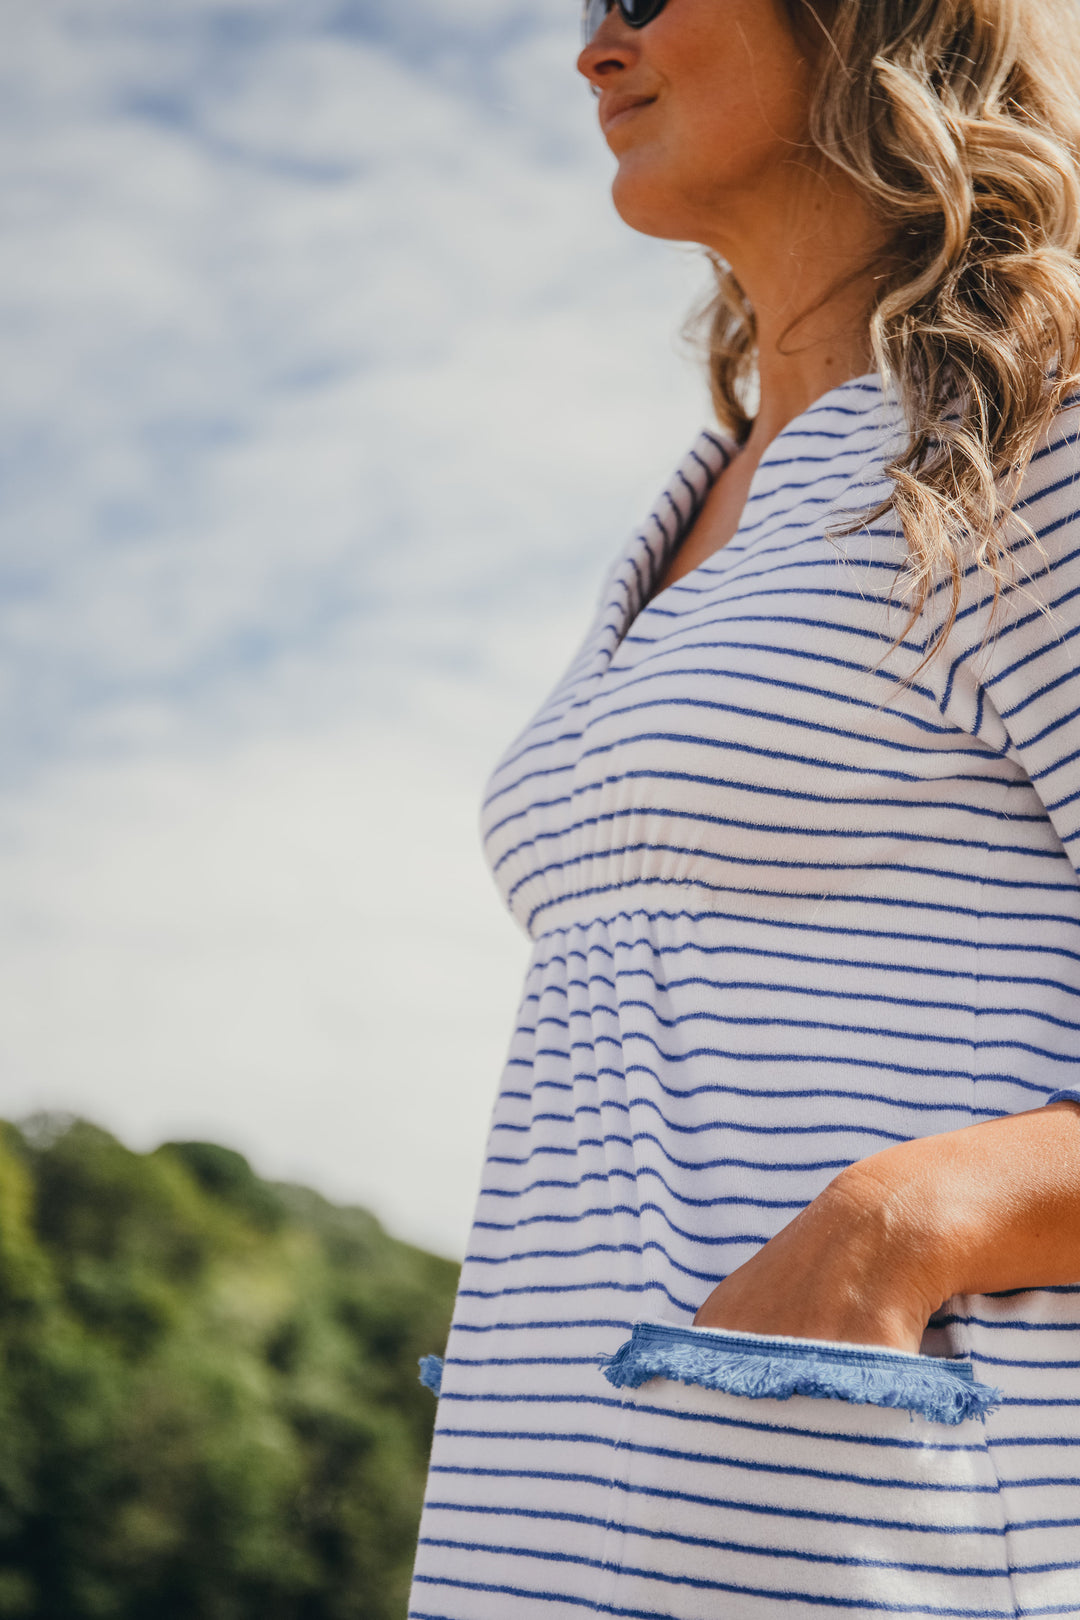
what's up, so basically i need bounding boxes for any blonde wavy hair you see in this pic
[702,0,1080,652]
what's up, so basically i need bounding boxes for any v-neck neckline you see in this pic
[607,370,886,659]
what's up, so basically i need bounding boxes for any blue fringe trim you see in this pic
[418,1354,443,1396]
[601,1322,1001,1426]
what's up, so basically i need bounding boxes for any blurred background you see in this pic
[0,0,712,1260]
[0,0,712,1612]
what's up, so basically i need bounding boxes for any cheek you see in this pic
[608,85,801,239]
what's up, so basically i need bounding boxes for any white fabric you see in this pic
[409,374,1080,1619]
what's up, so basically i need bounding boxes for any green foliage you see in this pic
[0,1116,457,1619]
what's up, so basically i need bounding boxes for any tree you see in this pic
[0,1116,456,1619]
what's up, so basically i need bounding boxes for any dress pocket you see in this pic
[594,1321,1015,1619]
[602,1319,1000,1424]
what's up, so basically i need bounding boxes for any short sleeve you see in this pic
[938,403,1080,1105]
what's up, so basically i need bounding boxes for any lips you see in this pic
[600,94,657,136]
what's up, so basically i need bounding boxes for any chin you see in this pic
[611,165,693,242]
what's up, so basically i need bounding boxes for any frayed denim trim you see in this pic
[418,1355,443,1396]
[601,1321,1001,1426]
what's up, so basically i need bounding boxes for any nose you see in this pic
[577,6,638,88]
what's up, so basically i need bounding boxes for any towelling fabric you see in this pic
[409,373,1080,1619]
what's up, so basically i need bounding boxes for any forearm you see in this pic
[837,1098,1080,1307]
[693,1097,1080,1349]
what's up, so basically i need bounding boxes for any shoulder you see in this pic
[928,397,1080,702]
[1000,393,1080,622]
[941,395,1080,697]
[1016,392,1080,531]
[957,393,1080,621]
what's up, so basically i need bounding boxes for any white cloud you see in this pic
[0,0,711,1251]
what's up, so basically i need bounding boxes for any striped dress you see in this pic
[409,373,1080,1619]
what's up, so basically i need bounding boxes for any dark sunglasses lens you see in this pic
[581,0,666,42]
[624,0,667,22]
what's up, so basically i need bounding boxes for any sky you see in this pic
[0,0,713,1256]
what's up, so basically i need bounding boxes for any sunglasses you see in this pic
[581,0,669,46]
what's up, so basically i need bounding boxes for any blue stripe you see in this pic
[507,841,1073,908]
[433,1426,1000,1493]
[412,1564,1023,1617]
[492,802,1061,874]
[426,1461,1080,1538]
[485,759,1040,828]
[421,1509,1075,1580]
[526,870,1080,932]
[435,1388,987,1454]
[530,901,1080,966]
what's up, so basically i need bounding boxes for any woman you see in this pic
[410,2,1080,1614]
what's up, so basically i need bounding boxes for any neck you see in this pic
[705,160,882,460]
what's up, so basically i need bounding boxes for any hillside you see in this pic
[0,1115,458,1619]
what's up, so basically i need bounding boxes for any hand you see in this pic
[692,1167,942,1352]
[693,1101,1080,1352]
